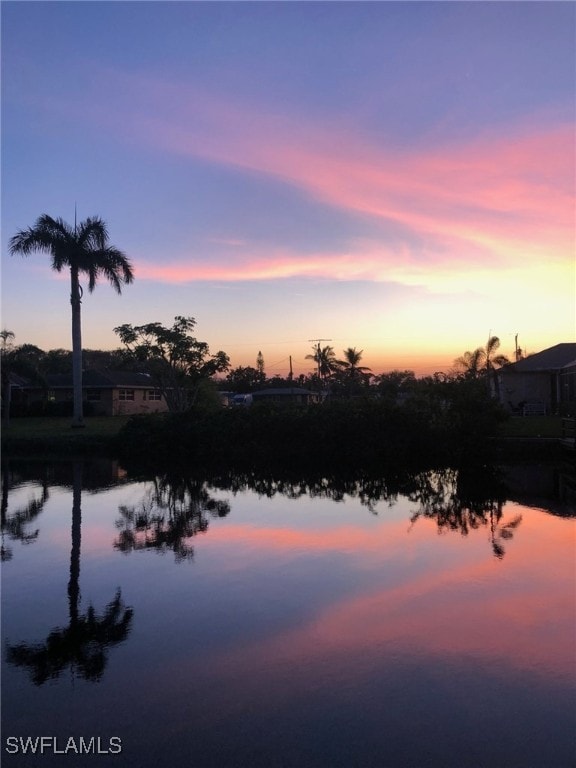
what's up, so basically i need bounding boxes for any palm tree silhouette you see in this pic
[1,461,48,562]
[455,336,509,380]
[454,335,510,398]
[9,215,134,427]
[6,462,133,684]
[305,345,339,381]
[335,347,372,396]
[337,347,371,376]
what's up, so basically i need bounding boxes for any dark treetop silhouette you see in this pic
[9,215,134,427]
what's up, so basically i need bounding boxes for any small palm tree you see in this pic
[337,347,372,378]
[9,215,134,426]
[0,329,15,349]
[454,336,509,398]
[455,336,509,379]
[306,345,339,381]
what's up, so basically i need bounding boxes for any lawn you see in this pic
[2,416,130,438]
[498,415,564,438]
[1,416,130,453]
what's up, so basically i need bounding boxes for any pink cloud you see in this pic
[38,70,574,282]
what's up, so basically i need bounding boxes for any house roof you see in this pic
[503,343,576,373]
[7,372,32,388]
[45,370,156,389]
[252,387,316,397]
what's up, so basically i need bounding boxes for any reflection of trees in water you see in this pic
[208,470,403,513]
[115,464,523,559]
[1,462,49,562]
[209,466,521,558]
[115,473,230,562]
[6,462,133,685]
[405,467,522,559]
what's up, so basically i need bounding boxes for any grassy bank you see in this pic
[2,411,570,465]
[498,416,563,438]
[1,416,129,455]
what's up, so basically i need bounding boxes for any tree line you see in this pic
[4,211,512,422]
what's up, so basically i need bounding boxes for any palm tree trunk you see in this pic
[1,372,11,428]
[68,462,82,626]
[70,266,84,427]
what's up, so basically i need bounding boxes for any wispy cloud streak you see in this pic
[36,70,575,283]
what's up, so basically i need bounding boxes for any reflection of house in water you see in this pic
[501,463,576,516]
[4,457,129,491]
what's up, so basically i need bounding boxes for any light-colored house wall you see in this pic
[111,390,168,416]
[34,386,168,416]
[500,371,551,411]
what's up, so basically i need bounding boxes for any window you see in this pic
[86,389,101,402]
[147,390,162,401]
[118,389,135,401]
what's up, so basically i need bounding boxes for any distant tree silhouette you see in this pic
[1,336,47,426]
[256,350,266,384]
[226,365,263,393]
[115,316,229,411]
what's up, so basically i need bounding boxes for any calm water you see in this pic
[2,459,575,768]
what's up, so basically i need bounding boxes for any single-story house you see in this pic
[20,370,169,416]
[499,343,576,415]
[251,387,320,405]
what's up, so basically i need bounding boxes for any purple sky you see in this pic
[2,1,574,376]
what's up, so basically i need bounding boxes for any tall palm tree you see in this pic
[9,215,134,427]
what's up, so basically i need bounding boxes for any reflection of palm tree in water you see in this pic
[6,462,133,685]
[407,468,522,559]
[115,473,230,562]
[1,462,48,562]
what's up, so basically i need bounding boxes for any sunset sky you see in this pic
[2,1,574,377]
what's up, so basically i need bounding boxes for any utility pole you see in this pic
[308,338,332,379]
